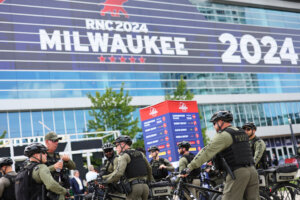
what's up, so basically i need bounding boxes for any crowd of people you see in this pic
[0,110,290,200]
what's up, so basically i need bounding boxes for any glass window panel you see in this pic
[283,103,293,124]
[294,102,300,124]
[269,103,278,126]
[275,103,284,125]
[0,113,8,138]
[263,103,273,126]
[251,104,260,126]
[32,111,44,137]
[21,112,32,137]
[244,104,253,122]
[43,111,55,133]
[257,104,267,126]
[75,110,86,133]
[54,111,65,134]
[65,110,75,134]
[85,109,95,132]
[233,104,242,127]
[199,105,207,129]
[8,112,20,138]
[238,104,247,124]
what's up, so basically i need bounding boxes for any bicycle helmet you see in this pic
[210,111,233,123]
[103,143,114,150]
[177,141,191,149]
[148,146,159,152]
[113,135,132,146]
[24,143,48,157]
[242,122,257,130]
[0,158,13,168]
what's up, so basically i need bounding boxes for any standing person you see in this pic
[177,141,201,200]
[103,135,154,200]
[0,158,17,200]
[148,146,174,182]
[242,122,268,169]
[70,170,85,200]
[272,153,279,166]
[85,165,98,183]
[44,131,76,189]
[183,111,259,200]
[100,142,125,200]
[15,143,67,200]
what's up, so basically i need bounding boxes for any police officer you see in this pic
[45,132,76,189]
[103,135,154,200]
[178,141,201,200]
[20,143,67,200]
[242,122,268,169]
[0,158,17,200]
[100,143,125,200]
[148,146,174,182]
[183,111,259,200]
[100,143,118,177]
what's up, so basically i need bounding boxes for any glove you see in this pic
[181,168,191,175]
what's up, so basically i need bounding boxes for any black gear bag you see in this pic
[15,162,41,200]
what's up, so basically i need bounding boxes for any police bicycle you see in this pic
[263,164,300,200]
[166,172,222,200]
[86,178,126,200]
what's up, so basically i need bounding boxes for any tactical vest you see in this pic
[124,150,148,179]
[2,174,16,200]
[182,153,201,178]
[104,154,117,174]
[46,152,60,166]
[45,152,70,189]
[218,127,254,171]
[251,136,268,169]
[150,158,168,181]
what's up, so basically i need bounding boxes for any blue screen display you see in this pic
[0,0,299,73]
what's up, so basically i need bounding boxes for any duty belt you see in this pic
[130,179,146,185]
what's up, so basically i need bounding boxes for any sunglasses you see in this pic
[244,128,252,131]
[50,139,59,143]
[104,149,113,153]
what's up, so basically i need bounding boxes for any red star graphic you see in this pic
[109,56,116,62]
[139,57,146,63]
[119,56,127,63]
[97,56,106,62]
[129,56,136,63]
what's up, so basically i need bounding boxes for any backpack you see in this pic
[2,174,16,200]
[15,162,40,200]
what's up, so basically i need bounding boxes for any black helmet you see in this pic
[148,146,159,152]
[178,141,191,149]
[24,143,48,157]
[0,158,13,168]
[242,122,257,130]
[210,111,233,123]
[113,135,132,146]
[103,143,114,150]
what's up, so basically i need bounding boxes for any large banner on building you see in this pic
[0,0,299,73]
[140,100,204,162]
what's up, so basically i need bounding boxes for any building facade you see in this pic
[0,0,299,162]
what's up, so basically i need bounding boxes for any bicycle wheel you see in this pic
[259,190,271,200]
[271,182,300,200]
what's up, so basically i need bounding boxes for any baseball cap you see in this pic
[45,132,62,141]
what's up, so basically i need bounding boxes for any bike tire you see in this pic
[259,190,272,200]
[271,182,300,200]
